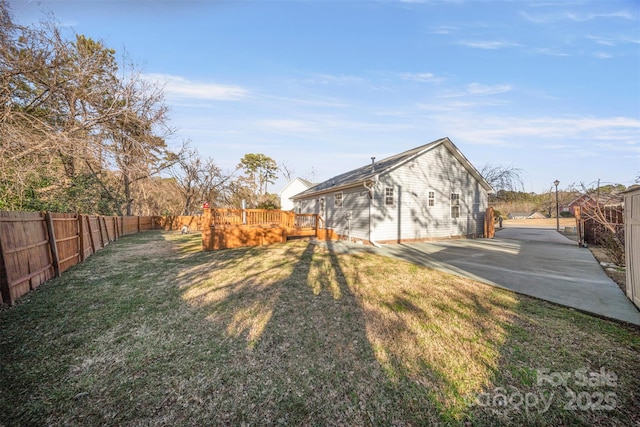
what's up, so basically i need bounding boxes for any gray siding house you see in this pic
[292,137,494,245]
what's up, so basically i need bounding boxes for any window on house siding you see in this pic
[334,192,343,207]
[428,191,435,207]
[385,187,395,206]
[451,193,460,218]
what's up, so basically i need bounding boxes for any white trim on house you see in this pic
[450,192,461,219]
[427,190,435,207]
[384,187,395,206]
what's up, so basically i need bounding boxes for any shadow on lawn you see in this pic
[177,234,640,426]
[177,240,423,425]
[2,232,637,426]
[175,237,517,425]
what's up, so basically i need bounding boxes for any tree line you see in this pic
[3,2,631,218]
[0,2,302,216]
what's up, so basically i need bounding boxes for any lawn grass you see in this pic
[0,231,638,426]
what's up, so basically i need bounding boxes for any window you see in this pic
[334,192,343,207]
[450,193,460,218]
[428,191,435,207]
[385,187,395,206]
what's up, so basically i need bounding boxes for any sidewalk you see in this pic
[372,229,640,326]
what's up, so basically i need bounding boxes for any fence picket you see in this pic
[44,213,60,278]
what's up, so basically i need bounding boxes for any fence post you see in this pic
[202,208,212,250]
[78,215,85,262]
[96,215,104,248]
[102,216,110,243]
[44,212,61,278]
[88,216,96,254]
[0,219,10,304]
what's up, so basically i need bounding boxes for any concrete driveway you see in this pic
[375,223,640,326]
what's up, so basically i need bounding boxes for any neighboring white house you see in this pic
[279,177,315,211]
[507,212,546,220]
[292,137,494,245]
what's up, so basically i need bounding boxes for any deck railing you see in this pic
[293,213,317,229]
[209,209,319,231]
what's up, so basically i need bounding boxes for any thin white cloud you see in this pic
[258,115,415,135]
[592,51,613,59]
[400,72,445,84]
[417,99,510,112]
[534,47,571,57]
[466,83,512,96]
[587,35,640,46]
[521,10,635,24]
[259,119,317,133]
[438,83,513,98]
[431,25,458,35]
[567,11,634,22]
[520,11,554,25]
[302,74,364,86]
[587,35,616,47]
[271,96,350,108]
[144,73,249,101]
[439,115,640,147]
[458,40,520,49]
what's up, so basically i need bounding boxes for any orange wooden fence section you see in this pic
[202,209,337,250]
[484,207,495,239]
[0,212,204,305]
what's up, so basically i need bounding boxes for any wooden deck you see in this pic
[202,209,337,250]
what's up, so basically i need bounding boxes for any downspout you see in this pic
[363,176,381,248]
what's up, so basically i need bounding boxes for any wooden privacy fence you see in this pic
[624,186,640,310]
[156,215,205,232]
[203,209,337,250]
[0,212,203,305]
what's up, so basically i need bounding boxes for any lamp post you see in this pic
[554,180,560,232]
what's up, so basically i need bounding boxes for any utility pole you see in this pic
[554,180,560,232]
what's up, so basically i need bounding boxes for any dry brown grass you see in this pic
[502,218,576,228]
[0,231,638,426]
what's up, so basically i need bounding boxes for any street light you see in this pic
[554,180,560,232]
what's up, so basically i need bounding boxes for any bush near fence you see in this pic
[0,212,203,305]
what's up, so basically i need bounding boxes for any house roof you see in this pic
[567,192,623,208]
[278,177,315,196]
[292,137,494,200]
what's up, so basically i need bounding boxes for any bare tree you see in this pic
[577,182,625,265]
[480,164,524,193]
[171,147,231,215]
[279,161,295,182]
[101,66,175,215]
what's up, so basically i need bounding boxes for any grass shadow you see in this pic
[0,231,638,426]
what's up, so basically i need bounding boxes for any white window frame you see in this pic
[427,190,435,207]
[385,187,395,206]
[450,193,460,218]
[334,192,343,207]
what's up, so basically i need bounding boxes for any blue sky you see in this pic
[10,0,640,194]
